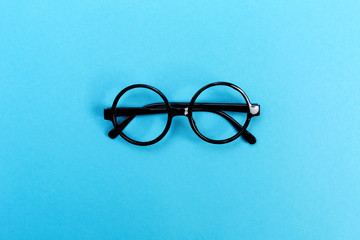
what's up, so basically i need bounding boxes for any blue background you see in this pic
[1,1,360,239]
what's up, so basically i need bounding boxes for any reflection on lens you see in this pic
[192,85,247,141]
[116,87,168,143]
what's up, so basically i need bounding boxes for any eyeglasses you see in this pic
[104,82,260,146]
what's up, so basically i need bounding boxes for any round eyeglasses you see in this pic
[104,82,260,146]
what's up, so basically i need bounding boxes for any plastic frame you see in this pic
[104,82,260,146]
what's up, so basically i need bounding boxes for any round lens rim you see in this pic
[188,82,252,144]
[111,84,171,146]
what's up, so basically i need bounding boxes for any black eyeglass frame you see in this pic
[104,82,260,146]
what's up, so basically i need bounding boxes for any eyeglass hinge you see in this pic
[104,108,113,120]
[250,104,260,116]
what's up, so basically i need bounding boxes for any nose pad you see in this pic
[184,107,189,116]
[170,107,189,116]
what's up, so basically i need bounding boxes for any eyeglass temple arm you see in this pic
[104,103,258,144]
[104,103,259,117]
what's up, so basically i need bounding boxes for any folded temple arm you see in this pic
[104,102,259,144]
